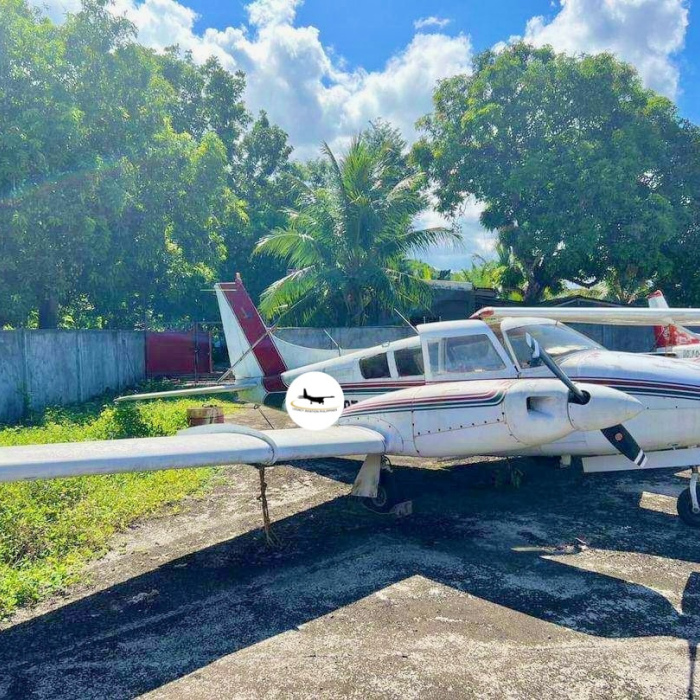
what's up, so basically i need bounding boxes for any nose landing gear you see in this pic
[677,466,700,527]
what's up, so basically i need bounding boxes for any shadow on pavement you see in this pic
[1,457,699,698]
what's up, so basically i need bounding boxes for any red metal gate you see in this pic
[146,327,213,378]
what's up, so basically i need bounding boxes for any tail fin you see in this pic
[215,274,288,379]
[648,290,700,350]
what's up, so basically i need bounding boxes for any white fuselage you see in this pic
[236,316,700,462]
[339,350,700,460]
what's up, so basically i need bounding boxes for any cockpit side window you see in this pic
[394,347,424,377]
[428,334,506,376]
[359,353,391,379]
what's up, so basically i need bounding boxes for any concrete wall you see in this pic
[568,324,656,353]
[274,326,415,350]
[0,333,25,426]
[276,324,658,354]
[0,330,145,424]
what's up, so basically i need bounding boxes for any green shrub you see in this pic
[0,392,239,616]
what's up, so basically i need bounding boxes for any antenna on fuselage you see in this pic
[393,308,419,335]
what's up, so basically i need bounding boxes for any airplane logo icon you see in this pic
[285,372,345,429]
[300,388,335,405]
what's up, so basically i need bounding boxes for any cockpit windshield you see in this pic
[505,323,602,368]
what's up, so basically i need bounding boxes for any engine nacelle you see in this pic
[567,382,643,432]
[504,380,643,446]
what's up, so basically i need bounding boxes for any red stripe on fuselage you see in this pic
[219,281,287,379]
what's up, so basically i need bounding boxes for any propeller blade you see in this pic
[525,333,588,404]
[525,333,647,467]
[600,424,648,467]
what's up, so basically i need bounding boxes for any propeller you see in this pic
[526,333,647,467]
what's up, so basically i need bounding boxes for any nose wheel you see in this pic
[677,467,700,527]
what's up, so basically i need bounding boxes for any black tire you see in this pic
[677,488,700,527]
[362,468,399,514]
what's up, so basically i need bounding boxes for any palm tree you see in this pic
[453,244,526,300]
[254,128,460,326]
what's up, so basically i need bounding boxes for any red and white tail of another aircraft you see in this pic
[647,290,700,361]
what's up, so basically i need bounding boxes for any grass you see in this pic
[0,389,240,618]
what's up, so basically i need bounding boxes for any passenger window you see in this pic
[360,353,391,379]
[429,335,505,376]
[394,347,424,377]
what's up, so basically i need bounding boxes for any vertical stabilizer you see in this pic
[215,275,287,379]
[648,290,700,350]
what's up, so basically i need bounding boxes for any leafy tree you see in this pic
[405,260,441,281]
[222,111,295,303]
[91,129,237,328]
[254,125,460,325]
[0,0,143,327]
[157,49,250,160]
[415,43,699,302]
[0,0,291,328]
[654,123,700,306]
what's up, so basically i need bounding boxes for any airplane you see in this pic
[301,389,335,405]
[117,276,700,415]
[647,290,700,361]
[6,306,700,530]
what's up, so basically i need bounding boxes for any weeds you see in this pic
[0,389,239,617]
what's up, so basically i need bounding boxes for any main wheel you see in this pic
[362,467,400,514]
[677,487,700,527]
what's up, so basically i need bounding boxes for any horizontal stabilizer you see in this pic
[475,307,700,326]
[114,380,258,403]
[0,425,385,482]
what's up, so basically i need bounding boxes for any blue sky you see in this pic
[35,0,698,270]
[182,0,698,123]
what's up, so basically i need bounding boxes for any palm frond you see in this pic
[253,128,454,324]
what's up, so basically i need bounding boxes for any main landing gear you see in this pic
[362,458,399,513]
[361,457,411,514]
[678,467,700,527]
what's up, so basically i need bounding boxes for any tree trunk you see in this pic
[38,294,59,329]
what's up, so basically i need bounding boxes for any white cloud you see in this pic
[414,16,452,30]
[202,20,472,158]
[414,198,497,271]
[524,0,689,98]
[29,0,471,160]
[246,0,303,27]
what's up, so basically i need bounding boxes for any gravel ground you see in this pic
[1,405,699,699]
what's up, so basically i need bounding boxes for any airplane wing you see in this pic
[0,425,385,483]
[114,379,258,403]
[474,307,700,326]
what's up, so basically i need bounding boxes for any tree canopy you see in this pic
[3,2,700,330]
[0,0,294,328]
[415,43,700,302]
[254,124,460,326]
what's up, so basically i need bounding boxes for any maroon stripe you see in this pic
[341,381,425,389]
[220,281,287,377]
[263,375,287,392]
[344,389,501,413]
[580,377,700,392]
